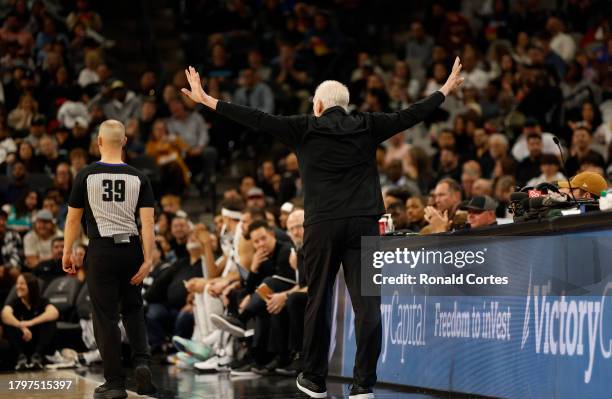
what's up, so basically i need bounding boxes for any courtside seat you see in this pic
[43,276,82,322]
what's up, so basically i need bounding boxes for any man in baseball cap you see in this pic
[557,171,608,199]
[460,196,498,229]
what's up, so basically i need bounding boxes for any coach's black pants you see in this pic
[87,237,151,388]
[302,216,381,387]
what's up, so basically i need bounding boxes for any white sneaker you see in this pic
[46,350,67,364]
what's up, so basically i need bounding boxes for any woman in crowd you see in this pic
[6,189,39,233]
[1,273,59,370]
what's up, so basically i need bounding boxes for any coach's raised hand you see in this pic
[439,56,464,97]
[181,66,218,110]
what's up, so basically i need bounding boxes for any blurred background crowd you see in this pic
[1,0,612,376]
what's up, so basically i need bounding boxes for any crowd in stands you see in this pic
[1,0,612,379]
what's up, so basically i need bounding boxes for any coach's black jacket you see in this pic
[217,91,445,226]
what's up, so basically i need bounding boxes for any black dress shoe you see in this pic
[134,365,157,395]
[296,372,327,398]
[349,384,375,399]
[93,384,127,399]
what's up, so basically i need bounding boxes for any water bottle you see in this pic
[599,190,612,211]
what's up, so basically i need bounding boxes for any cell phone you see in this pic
[255,283,273,302]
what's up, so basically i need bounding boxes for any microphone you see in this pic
[552,135,578,205]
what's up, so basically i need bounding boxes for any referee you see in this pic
[62,120,157,399]
[182,59,464,398]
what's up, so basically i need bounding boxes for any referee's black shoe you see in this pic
[135,364,157,395]
[93,383,127,399]
[349,384,375,398]
[296,372,327,398]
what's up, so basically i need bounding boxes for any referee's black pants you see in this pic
[86,237,151,388]
[302,216,381,388]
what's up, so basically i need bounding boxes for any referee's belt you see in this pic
[91,234,140,245]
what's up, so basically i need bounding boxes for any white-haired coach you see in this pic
[182,58,464,399]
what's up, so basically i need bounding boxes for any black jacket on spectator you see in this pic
[245,240,294,293]
[216,91,445,226]
[144,258,202,309]
[7,296,51,321]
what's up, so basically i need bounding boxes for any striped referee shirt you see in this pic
[68,161,155,239]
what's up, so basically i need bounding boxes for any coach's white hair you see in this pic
[313,80,350,112]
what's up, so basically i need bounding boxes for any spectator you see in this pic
[39,135,65,175]
[166,98,216,186]
[24,115,46,151]
[8,93,38,132]
[472,178,494,197]
[558,171,608,200]
[234,68,274,113]
[17,140,43,173]
[516,133,544,187]
[384,132,411,171]
[101,80,141,124]
[1,273,59,370]
[246,187,266,209]
[6,189,38,233]
[168,214,190,260]
[546,16,576,64]
[23,209,62,269]
[422,178,462,234]
[511,119,558,161]
[461,160,481,198]
[145,119,190,195]
[53,162,73,202]
[405,196,427,232]
[566,124,605,177]
[460,196,499,229]
[405,21,434,76]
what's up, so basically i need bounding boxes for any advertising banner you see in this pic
[340,231,612,399]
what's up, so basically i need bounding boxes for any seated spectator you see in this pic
[472,178,494,197]
[422,178,462,234]
[17,141,44,173]
[145,119,190,195]
[24,115,46,151]
[32,237,64,284]
[42,193,66,230]
[383,132,411,172]
[8,93,38,133]
[566,124,605,177]
[387,201,408,230]
[1,273,59,370]
[246,187,266,209]
[526,154,566,187]
[39,135,66,176]
[168,214,190,260]
[381,159,420,197]
[558,171,608,200]
[166,98,216,188]
[69,147,88,177]
[210,220,295,366]
[53,162,73,202]
[511,120,558,162]
[494,176,516,218]
[6,189,38,233]
[406,196,427,232]
[101,80,141,124]
[23,210,62,269]
[144,231,204,351]
[234,68,274,113]
[516,133,544,187]
[1,160,30,205]
[461,160,481,199]
[460,196,499,229]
